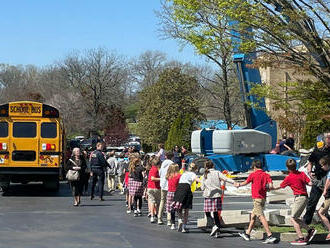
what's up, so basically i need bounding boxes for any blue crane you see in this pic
[190,21,298,172]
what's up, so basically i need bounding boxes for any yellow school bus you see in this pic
[0,101,64,192]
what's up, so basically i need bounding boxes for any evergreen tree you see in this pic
[165,116,182,150]
[137,67,204,146]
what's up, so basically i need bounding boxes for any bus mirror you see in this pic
[0,104,9,117]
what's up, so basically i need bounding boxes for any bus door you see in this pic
[0,120,10,166]
[10,120,39,167]
[39,121,60,168]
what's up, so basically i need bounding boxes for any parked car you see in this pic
[106,146,125,156]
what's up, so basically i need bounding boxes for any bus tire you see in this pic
[1,183,10,195]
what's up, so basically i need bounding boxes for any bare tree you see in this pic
[130,50,167,90]
[59,48,128,133]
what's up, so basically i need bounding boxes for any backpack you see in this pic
[107,157,117,175]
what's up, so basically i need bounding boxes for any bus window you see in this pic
[13,122,36,138]
[0,122,8,137]
[41,123,57,138]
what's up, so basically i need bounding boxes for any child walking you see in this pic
[147,157,161,223]
[235,160,276,244]
[129,158,145,217]
[166,164,181,230]
[273,158,315,245]
[317,156,330,241]
[201,160,235,238]
[171,162,200,233]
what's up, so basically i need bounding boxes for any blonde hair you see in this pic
[129,158,141,174]
[166,163,179,180]
[72,147,80,157]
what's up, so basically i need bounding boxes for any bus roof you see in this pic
[0,101,59,118]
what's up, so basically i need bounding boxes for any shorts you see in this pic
[291,195,308,219]
[319,198,330,214]
[252,198,266,217]
[148,188,161,204]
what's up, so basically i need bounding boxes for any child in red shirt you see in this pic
[147,157,161,223]
[236,160,276,244]
[166,163,181,229]
[273,159,315,245]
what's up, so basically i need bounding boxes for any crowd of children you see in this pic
[114,148,330,246]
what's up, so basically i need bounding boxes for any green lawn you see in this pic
[260,224,328,234]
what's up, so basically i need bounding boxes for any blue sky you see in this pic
[0,0,208,67]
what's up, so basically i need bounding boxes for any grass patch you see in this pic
[258,224,328,234]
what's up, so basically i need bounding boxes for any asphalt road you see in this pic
[0,182,328,248]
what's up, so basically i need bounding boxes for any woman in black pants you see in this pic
[67,147,87,206]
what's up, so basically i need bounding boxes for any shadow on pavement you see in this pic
[1,181,71,197]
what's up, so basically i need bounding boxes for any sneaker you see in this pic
[126,210,131,214]
[157,219,163,225]
[210,225,219,237]
[134,210,138,217]
[170,224,176,230]
[305,228,317,243]
[290,237,307,246]
[147,213,151,218]
[214,231,221,238]
[238,232,250,241]
[182,227,189,233]
[262,235,277,244]
[125,201,128,207]
[137,209,142,216]
[150,216,156,223]
[177,219,183,232]
[167,220,172,226]
[325,233,330,241]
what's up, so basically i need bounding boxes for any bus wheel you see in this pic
[1,183,10,195]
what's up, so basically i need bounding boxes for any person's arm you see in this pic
[236,179,249,188]
[306,161,314,178]
[151,176,160,181]
[150,169,160,181]
[67,160,73,170]
[218,171,235,184]
[267,182,274,190]
[323,178,330,196]
[235,174,252,188]
[283,144,292,150]
[98,153,110,168]
[200,178,205,191]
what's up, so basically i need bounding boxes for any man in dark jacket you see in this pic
[90,142,109,201]
[303,133,330,240]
